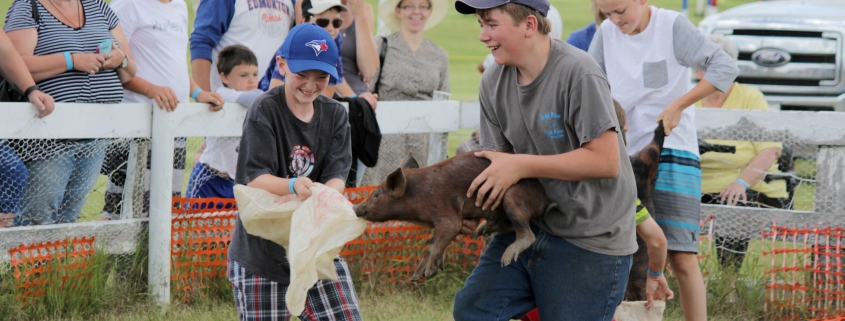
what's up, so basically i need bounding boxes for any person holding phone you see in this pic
[5,0,137,226]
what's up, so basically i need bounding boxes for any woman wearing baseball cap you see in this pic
[228,23,361,321]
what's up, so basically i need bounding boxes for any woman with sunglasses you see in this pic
[259,0,347,98]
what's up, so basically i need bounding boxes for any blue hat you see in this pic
[455,0,550,17]
[281,23,339,80]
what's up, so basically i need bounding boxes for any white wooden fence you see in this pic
[2,101,845,306]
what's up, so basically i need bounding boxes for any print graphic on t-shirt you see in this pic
[540,112,565,139]
[152,19,186,33]
[247,0,291,37]
[289,145,315,177]
[306,40,328,56]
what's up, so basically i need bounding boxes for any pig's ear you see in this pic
[385,167,407,197]
[401,152,420,169]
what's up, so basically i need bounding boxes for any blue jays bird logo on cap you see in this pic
[305,40,329,56]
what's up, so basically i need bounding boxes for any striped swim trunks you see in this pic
[653,148,702,253]
[228,257,363,321]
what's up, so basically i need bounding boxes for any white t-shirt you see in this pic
[199,87,263,177]
[482,4,562,70]
[110,0,190,103]
[590,7,737,156]
[208,0,293,91]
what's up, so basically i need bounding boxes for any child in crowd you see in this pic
[589,0,739,319]
[259,0,354,101]
[185,45,263,199]
[104,0,223,220]
[228,23,360,320]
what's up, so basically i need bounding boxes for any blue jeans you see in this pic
[14,140,106,226]
[185,162,235,199]
[0,141,28,213]
[453,223,633,321]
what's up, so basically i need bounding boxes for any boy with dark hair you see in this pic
[185,44,263,199]
[452,0,638,319]
[227,24,361,320]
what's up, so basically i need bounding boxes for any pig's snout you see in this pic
[353,204,368,218]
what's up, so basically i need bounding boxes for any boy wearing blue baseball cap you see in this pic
[227,23,360,321]
[452,0,638,320]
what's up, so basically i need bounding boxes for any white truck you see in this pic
[697,0,845,112]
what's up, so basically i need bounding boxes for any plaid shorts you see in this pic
[228,257,363,321]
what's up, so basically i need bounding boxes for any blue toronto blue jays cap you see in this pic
[281,23,339,80]
[454,0,549,17]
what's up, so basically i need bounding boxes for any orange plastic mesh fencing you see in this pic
[170,198,238,300]
[7,236,96,298]
[762,221,845,319]
[167,186,486,293]
[339,186,487,283]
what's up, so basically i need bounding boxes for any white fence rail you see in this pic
[2,102,845,305]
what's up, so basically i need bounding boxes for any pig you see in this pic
[354,152,549,282]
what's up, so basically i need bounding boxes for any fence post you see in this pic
[815,146,845,214]
[148,105,174,306]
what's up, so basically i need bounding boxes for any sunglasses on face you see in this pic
[315,18,343,29]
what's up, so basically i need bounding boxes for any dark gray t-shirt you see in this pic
[479,39,637,256]
[230,86,352,284]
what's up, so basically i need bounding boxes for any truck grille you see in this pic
[737,53,836,64]
[725,28,841,91]
[732,29,823,38]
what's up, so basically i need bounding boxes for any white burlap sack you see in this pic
[613,301,666,321]
[234,184,368,316]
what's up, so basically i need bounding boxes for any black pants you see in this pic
[701,191,789,272]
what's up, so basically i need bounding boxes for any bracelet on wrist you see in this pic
[647,268,663,278]
[63,52,73,71]
[23,85,40,98]
[735,178,749,189]
[348,94,357,99]
[191,88,203,101]
[288,177,298,195]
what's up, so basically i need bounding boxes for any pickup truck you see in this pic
[697,0,845,112]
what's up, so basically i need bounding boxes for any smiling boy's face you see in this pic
[280,59,331,106]
[477,9,523,67]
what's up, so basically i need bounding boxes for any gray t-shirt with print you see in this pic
[478,39,637,256]
[229,86,352,284]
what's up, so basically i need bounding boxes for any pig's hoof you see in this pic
[501,246,521,267]
[476,221,489,237]
[410,273,424,283]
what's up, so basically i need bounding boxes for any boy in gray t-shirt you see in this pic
[453,0,637,319]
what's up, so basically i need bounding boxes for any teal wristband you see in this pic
[735,178,749,189]
[289,177,298,195]
[191,88,202,101]
[349,94,357,98]
[64,52,73,71]
[647,268,663,278]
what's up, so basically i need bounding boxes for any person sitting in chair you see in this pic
[695,34,790,275]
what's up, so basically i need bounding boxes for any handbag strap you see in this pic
[30,0,40,26]
[373,36,388,95]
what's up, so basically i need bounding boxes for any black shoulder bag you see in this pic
[372,37,388,96]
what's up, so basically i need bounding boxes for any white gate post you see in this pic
[148,105,175,306]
